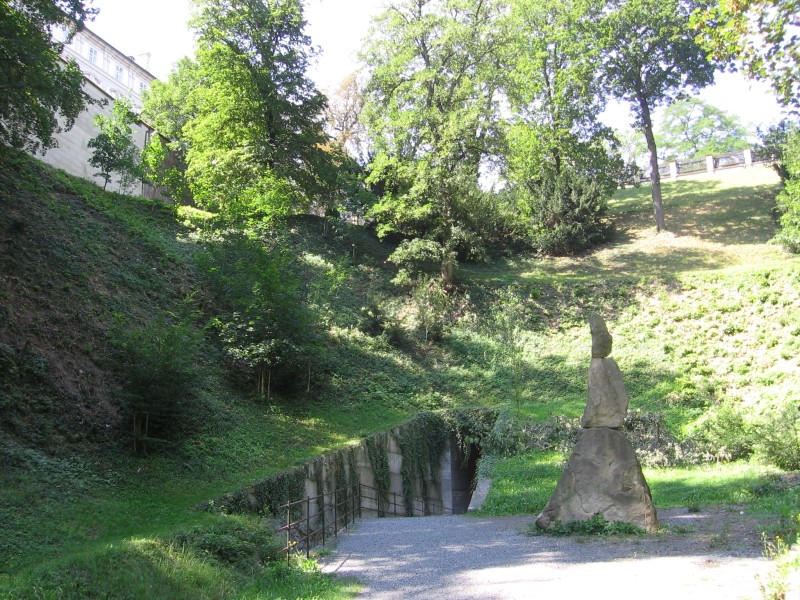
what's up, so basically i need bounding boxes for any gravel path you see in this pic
[320,508,773,599]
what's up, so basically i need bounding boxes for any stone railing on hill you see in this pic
[628,148,763,187]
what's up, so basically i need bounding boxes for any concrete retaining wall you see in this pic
[34,76,161,198]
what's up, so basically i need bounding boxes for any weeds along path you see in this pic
[321,508,773,600]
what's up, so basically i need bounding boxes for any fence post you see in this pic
[306,496,311,559]
[706,155,715,175]
[744,148,753,168]
[669,161,679,181]
[334,489,338,538]
[344,487,349,531]
[321,493,326,546]
[286,503,291,566]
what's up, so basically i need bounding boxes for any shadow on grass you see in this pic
[611,177,782,247]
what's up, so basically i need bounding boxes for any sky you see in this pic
[85,0,786,132]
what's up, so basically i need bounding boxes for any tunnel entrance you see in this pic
[449,436,481,514]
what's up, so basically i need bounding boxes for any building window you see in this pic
[88,46,98,64]
[115,65,123,81]
[139,81,147,93]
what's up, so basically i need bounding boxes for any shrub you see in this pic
[775,127,800,253]
[411,278,452,342]
[518,169,613,255]
[110,312,202,438]
[685,400,755,462]
[757,402,800,470]
[171,519,283,572]
[543,513,645,536]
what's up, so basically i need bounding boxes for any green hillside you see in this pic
[1,149,798,597]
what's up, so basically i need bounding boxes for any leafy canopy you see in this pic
[0,0,96,151]
[599,0,716,231]
[656,98,751,160]
[88,98,142,192]
[362,0,508,275]
[143,0,330,222]
[692,0,800,108]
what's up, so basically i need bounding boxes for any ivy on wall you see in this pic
[209,408,499,521]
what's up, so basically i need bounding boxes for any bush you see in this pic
[757,402,800,470]
[110,313,202,437]
[171,520,283,572]
[685,400,755,462]
[544,513,645,536]
[775,127,800,253]
[518,170,613,255]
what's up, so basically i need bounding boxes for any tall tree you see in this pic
[88,98,142,191]
[361,0,508,284]
[504,0,619,253]
[656,98,751,160]
[323,73,369,165]
[143,0,330,220]
[0,0,95,151]
[692,0,800,109]
[600,0,715,232]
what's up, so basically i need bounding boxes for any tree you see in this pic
[323,73,369,165]
[692,0,800,109]
[656,98,751,159]
[88,98,142,192]
[362,0,508,283]
[504,0,618,254]
[0,0,95,151]
[143,0,330,222]
[600,0,716,232]
[774,125,800,252]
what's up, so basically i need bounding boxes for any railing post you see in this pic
[334,489,338,538]
[286,502,291,566]
[321,494,326,546]
[352,484,356,525]
[306,496,311,559]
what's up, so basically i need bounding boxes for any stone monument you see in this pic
[536,313,658,532]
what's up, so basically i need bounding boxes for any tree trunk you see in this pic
[638,93,667,232]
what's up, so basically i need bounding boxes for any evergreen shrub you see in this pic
[520,170,612,255]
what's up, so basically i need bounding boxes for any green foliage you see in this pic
[109,311,202,437]
[411,278,452,342]
[0,0,95,151]
[362,0,507,277]
[774,126,800,252]
[692,0,800,108]
[686,400,755,462]
[656,98,751,160]
[142,0,330,222]
[600,0,716,230]
[517,169,613,255]
[199,229,310,397]
[545,513,646,536]
[756,402,800,471]
[172,519,283,572]
[365,433,392,516]
[88,98,143,192]
[505,0,621,237]
[141,135,190,202]
[758,119,797,182]
[396,412,450,515]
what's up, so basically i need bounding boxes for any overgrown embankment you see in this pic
[1,152,798,597]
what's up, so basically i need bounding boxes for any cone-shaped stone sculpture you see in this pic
[536,314,658,532]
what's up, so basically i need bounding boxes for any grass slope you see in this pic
[1,149,798,597]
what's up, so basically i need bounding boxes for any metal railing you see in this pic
[276,483,453,564]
